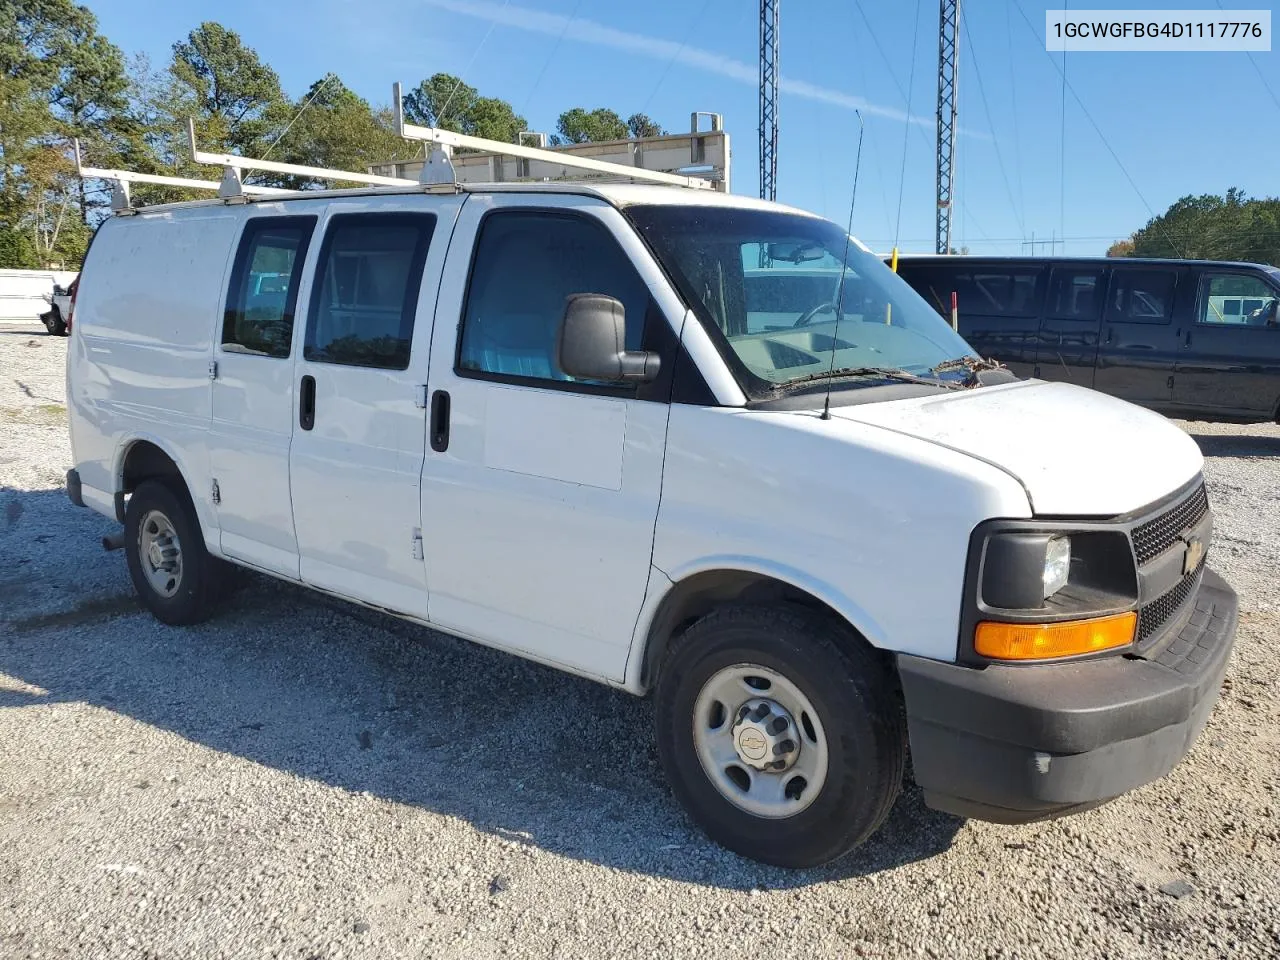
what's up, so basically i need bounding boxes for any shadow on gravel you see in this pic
[0,324,57,338]
[1192,434,1280,458]
[0,485,963,889]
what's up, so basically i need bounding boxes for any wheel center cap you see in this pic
[731,697,800,772]
[148,542,164,568]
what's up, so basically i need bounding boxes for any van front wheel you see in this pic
[124,479,227,625]
[654,605,906,867]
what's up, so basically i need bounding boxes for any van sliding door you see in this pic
[287,198,464,618]
[1034,266,1103,386]
[209,215,318,577]
[1094,266,1183,409]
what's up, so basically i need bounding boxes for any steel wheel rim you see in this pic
[138,509,183,599]
[692,663,830,819]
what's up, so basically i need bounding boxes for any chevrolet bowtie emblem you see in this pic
[1183,536,1205,576]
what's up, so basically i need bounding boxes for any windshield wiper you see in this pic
[930,354,1003,374]
[780,366,964,392]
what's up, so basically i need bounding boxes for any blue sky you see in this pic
[89,0,1279,255]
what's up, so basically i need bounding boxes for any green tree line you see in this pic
[0,2,666,269]
[1107,188,1280,265]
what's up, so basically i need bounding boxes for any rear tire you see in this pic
[42,309,66,336]
[124,479,228,625]
[654,604,906,868]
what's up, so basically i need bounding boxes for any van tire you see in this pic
[43,309,66,336]
[654,604,905,868]
[124,479,227,625]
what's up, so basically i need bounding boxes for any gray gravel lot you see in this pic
[2,325,1278,960]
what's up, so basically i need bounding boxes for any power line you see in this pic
[520,0,586,117]
[438,0,514,127]
[960,6,1023,237]
[1058,0,1068,255]
[893,0,925,247]
[1010,1,1184,258]
[640,0,715,116]
[851,0,991,241]
[1004,1,1026,230]
[1212,0,1280,116]
[261,74,336,160]
[863,228,1280,245]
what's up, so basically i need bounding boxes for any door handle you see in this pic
[429,389,451,452]
[299,374,316,431]
[1184,330,1192,348]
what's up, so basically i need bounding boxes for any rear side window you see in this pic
[1108,269,1177,323]
[304,213,436,370]
[223,216,317,358]
[1047,268,1105,320]
[899,265,1041,319]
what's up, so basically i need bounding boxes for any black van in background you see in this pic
[893,256,1280,423]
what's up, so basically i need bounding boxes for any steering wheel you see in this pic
[793,301,838,327]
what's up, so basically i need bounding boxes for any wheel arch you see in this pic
[628,559,890,695]
[112,434,204,527]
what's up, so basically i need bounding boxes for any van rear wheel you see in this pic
[654,605,906,867]
[124,479,227,625]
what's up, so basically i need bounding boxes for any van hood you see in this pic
[830,379,1203,516]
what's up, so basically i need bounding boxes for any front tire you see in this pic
[124,479,227,625]
[655,605,906,868]
[43,309,66,336]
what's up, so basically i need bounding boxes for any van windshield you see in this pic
[624,204,977,400]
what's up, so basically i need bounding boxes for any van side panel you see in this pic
[649,405,1032,666]
[68,207,244,540]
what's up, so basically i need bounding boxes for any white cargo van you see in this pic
[66,165,1237,867]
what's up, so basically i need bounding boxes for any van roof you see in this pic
[892,253,1279,272]
[114,180,822,220]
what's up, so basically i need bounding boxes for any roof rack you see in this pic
[184,119,419,193]
[390,82,716,191]
[75,81,721,214]
[73,138,294,212]
[75,125,425,214]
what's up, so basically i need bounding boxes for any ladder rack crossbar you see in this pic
[186,120,417,188]
[76,164,289,195]
[393,83,714,190]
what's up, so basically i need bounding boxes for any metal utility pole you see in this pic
[759,0,779,201]
[935,0,959,254]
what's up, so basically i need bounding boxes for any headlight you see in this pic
[1042,536,1071,600]
[968,524,1139,663]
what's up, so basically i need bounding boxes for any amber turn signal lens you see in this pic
[974,612,1137,661]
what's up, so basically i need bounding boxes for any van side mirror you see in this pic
[557,293,661,383]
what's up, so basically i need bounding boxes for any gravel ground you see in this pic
[2,325,1278,960]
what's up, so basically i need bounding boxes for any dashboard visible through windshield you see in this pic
[624,204,978,400]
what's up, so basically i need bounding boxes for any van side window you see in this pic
[458,211,649,385]
[304,213,436,371]
[1046,268,1104,320]
[1200,274,1280,327]
[1108,269,1176,323]
[222,216,317,358]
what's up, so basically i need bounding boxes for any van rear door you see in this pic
[287,197,463,617]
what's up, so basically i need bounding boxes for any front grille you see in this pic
[1137,562,1204,645]
[1131,482,1209,565]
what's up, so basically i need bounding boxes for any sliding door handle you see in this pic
[299,374,316,430]
[429,389,451,452]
